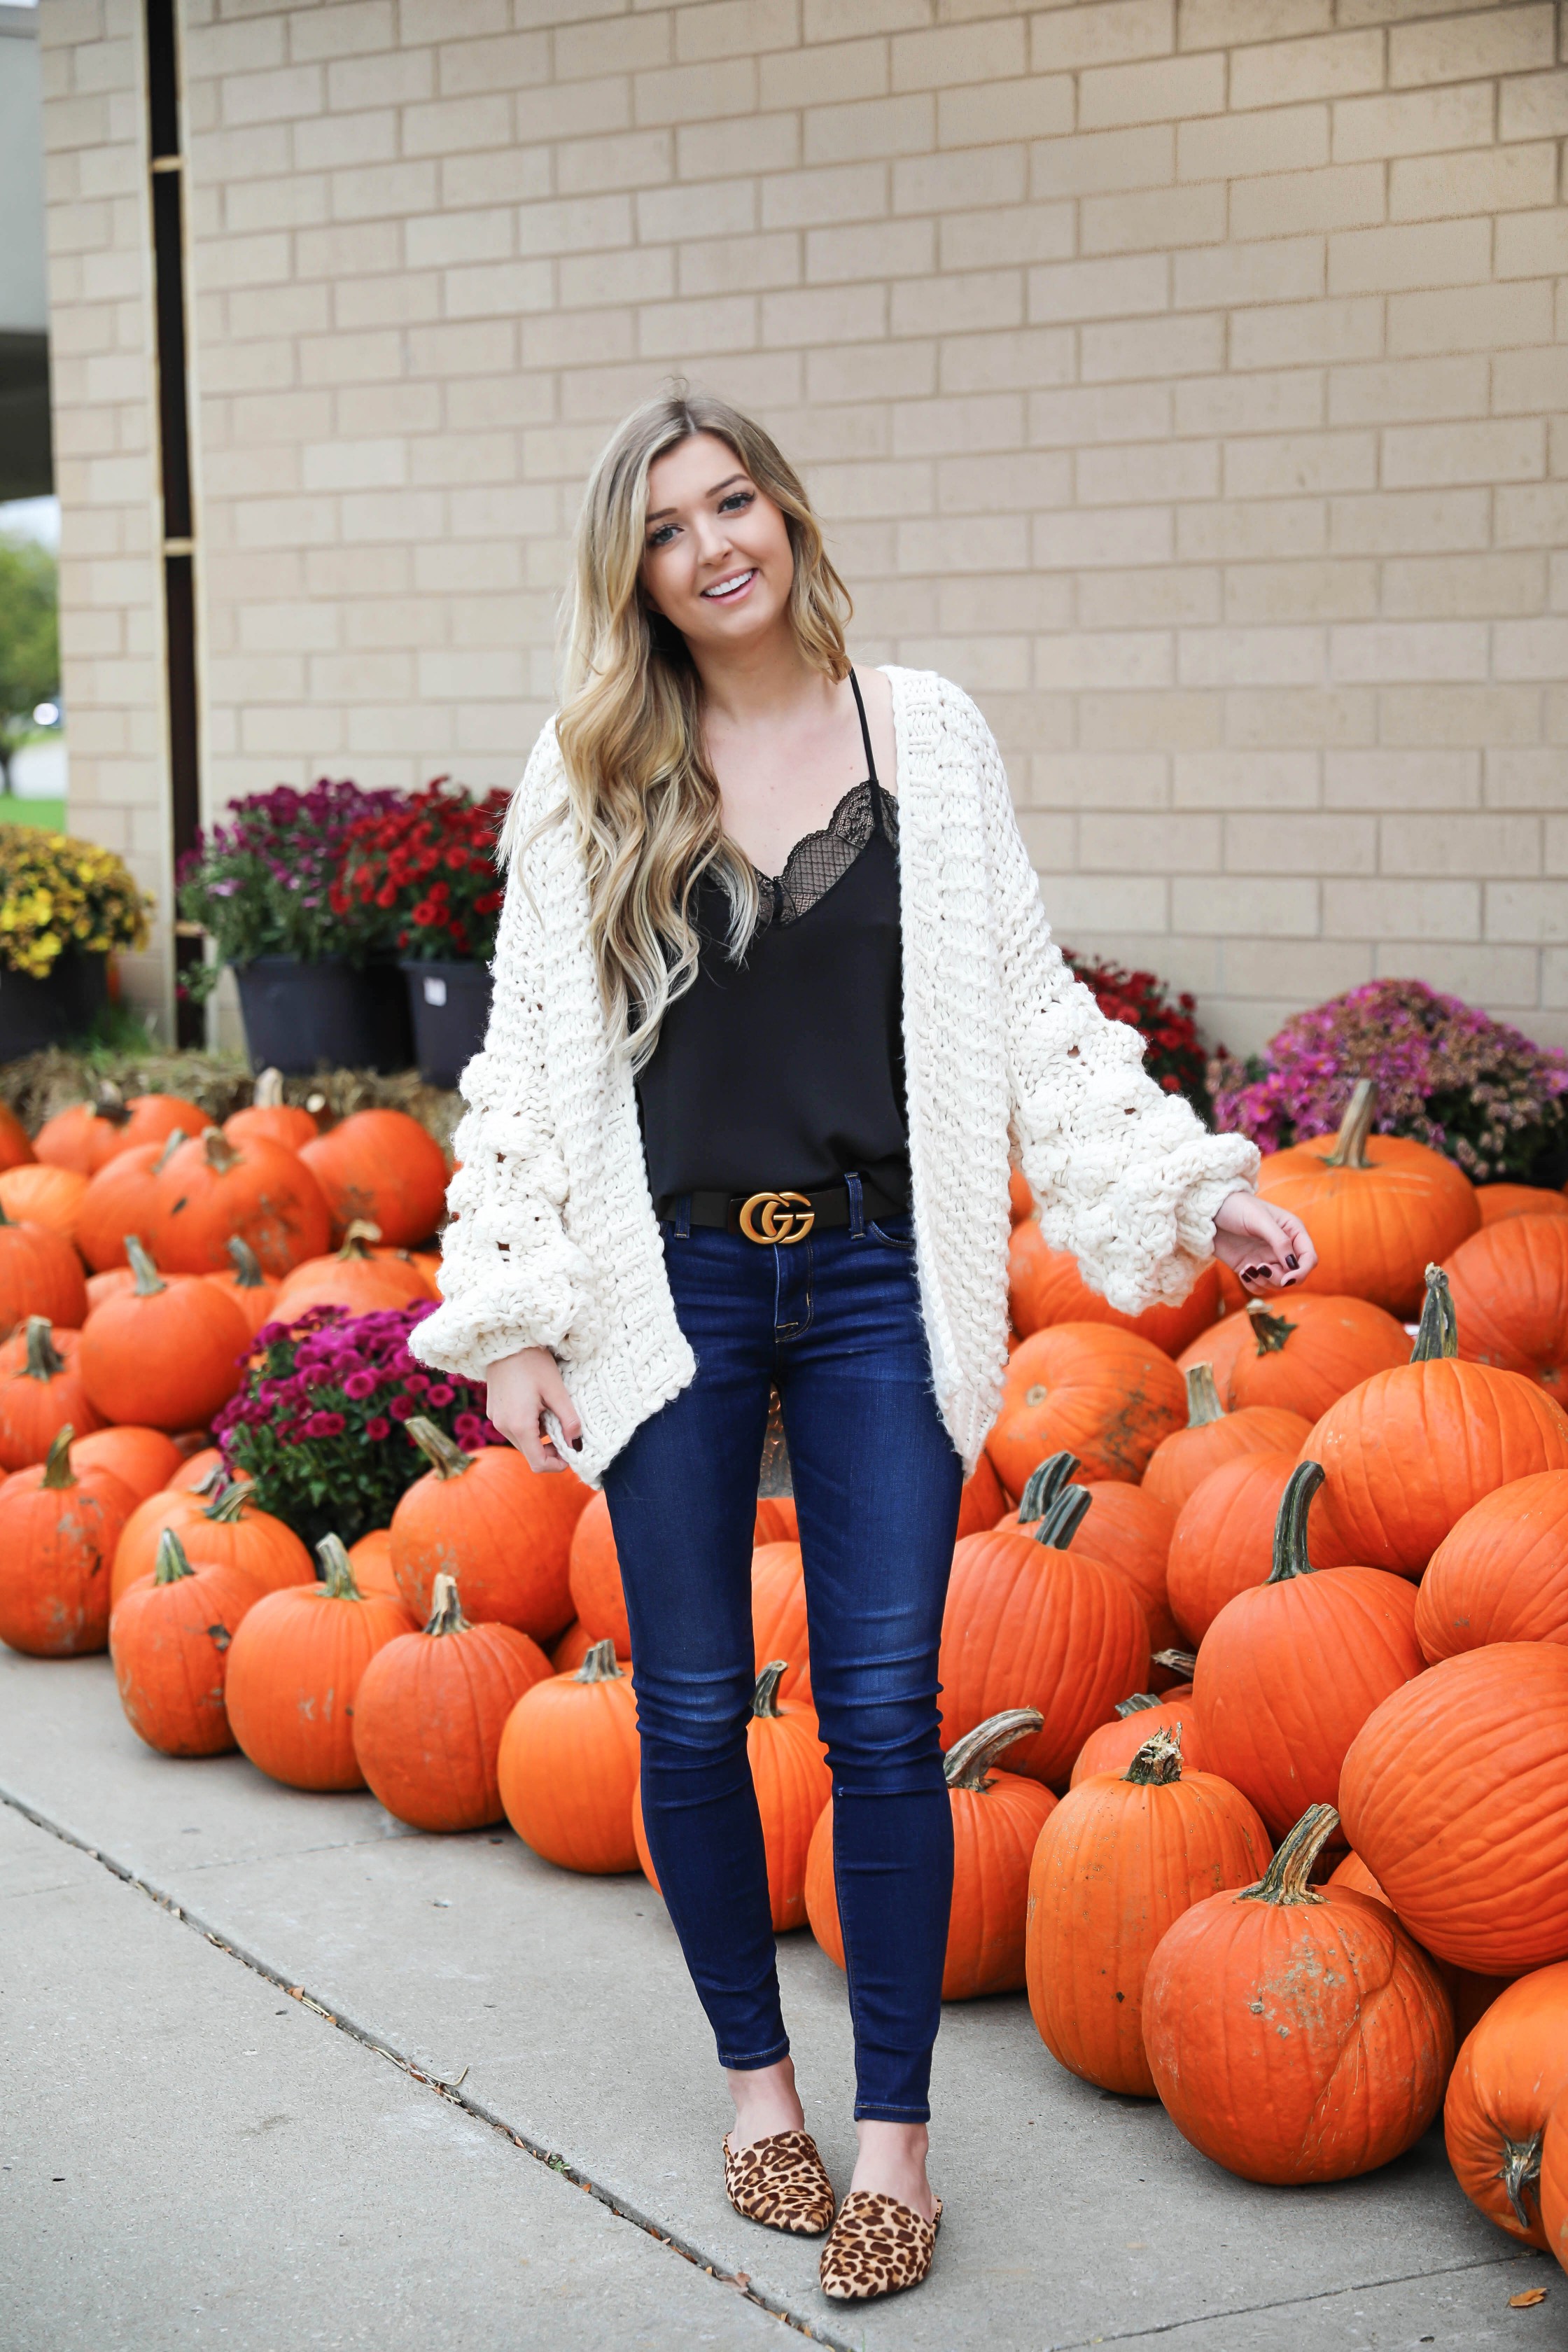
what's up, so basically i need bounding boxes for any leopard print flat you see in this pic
[818,2188,942,2300]
[722,2129,836,2236]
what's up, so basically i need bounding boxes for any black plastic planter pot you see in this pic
[234,955,414,1075]
[401,957,491,1089]
[0,951,108,1061]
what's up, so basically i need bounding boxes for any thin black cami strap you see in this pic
[848,668,886,838]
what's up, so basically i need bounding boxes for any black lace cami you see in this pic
[635,672,908,1204]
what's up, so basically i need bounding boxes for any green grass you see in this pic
[0,796,64,832]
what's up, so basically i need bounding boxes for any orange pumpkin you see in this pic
[1417,1471,1568,1662]
[639,1659,830,1931]
[955,1449,1008,1538]
[225,1533,414,1791]
[202,1236,281,1336]
[346,1525,400,1601]
[1542,2083,1568,2274]
[937,1483,1149,1788]
[1141,1362,1310,1518]
[298,1109,449,1247]
[1008,1219,1223,1359]
[156,1127,330,1279]
[1301,1265,1568,1580]
[1028,1725,1272,2096]
[74,1130,187,1272]
[566,1490,630,1656]
[270,1220,434,1322]
[79,1236,252,1434]
[69,1424,183,1503]
[35,1087,211,1176]
[1478,1184,1568,1226]
[352,1571,553,1832]
[987,1322,1187,1496]
[1070,1695,1208,1787]
[109,1526,263,1756]
[1008,1463,1180,1667]
[1194,1461,1424,1841]
[169,1447,228,1493]
[390,1415,588,1642]
[0,1101,34,1172]
[1254,1079,1479,1318]
[496,1638,641,1872]
[752,1496,798,1545]
[751,1541,811,1702]
[0,1318,102,1471]
[0,1426,136,1657]
[1144,1802,1455,2181]
[550,1618,595,1672]
[85,1267,135,1313]
[1177,1294,1410,1423]
[1444,1964,1568,2248]
[809,1707,1055,1998]
[0,1203,87,1338]
[223,1069,320,1156]
[1009,1168,1032,1224]
[1167,1450,1352,1648]
[1445,1214,1568,1406]
[0,1163,88,1246]
[1340,1643,1568,1975]
[110,1476,312,1608]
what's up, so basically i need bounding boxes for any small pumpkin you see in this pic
[1193,1461,1424,1840]
[110,1474,312,1608]
[751,1541,811,1702]
[1028,1726,1273,2096]
[1141,1362,1310,1518]
[987,1322,1187,1496]
[270,1219,434,1322]
[202,1236,281,1336]
[1415,1471,1568,1662]
[35,1086,211,1176]
[1177,1293,1410,1422]
[1254,1077,1479,1317]
[1445,1214,1568,1405]
[810,1707,1056,1999]
[0,1163,89,1245]
[566,1490,631,1657]
[69,1424,184,1502]
[346,1526,400,1601]
[0,1425,136,1657]
[639,1659,830,1931]
[0,1318,102,1471]
[1008,1219,1223,1359]
[0,1203,88,1337]
[1444,1963,1568,2248]
[352,1571,553,1832]
[74,1128,187,1273]
[1301,1264,1568,1579]
[225,1532,414,1791]
[390,1415,588,1642]
[1340,1642,1568,1975]
[79,1236,252,1434]
[298,1108,449,1248]
[496,1637,641,1873]
[109,1525,263,1756]
[223,1068,320,1156]
[938,1481,1149,1788]
[1069,1693,1208,1787]
[1142,1802,1455,2182]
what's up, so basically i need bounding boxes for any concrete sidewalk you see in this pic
[0,1648,1558,2351]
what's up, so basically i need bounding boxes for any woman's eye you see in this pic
[646,524,676,549]
[719,490,754,513]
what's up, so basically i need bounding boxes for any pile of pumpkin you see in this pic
[4,1070,1568,2272]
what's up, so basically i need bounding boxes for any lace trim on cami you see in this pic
[751,778,898,929]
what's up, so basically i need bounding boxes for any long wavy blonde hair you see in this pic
[503,386,853,1070]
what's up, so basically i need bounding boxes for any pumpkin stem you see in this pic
[154,1527,196,1586]
[944,1707,1043,1791]
[202,1476,251,1522]
[1499,2133,1545,2232]
[1240,1802,1338,1905]
[152,1127,187,1175]
[1184,1362,1226,1427]
[125,1234,166,1296]
[91,1080,130,1127]
[253,1068,286,1108]
[225,1235,267,1287]
[315,1532,363,1600]
[1322,1077,1377,1170]
[406,1413,470,1480]
[1152,1646,1197,1677]
[22,1315,66,1380]
[1246,1301,1296,1357]
[423,1571,469,1637]
[752,1659,789,1718]
[1266,1459,1326,1586]
[203,1129,241,1175]
[575,1637,624,1683]
[1016,1450,1078,1525]
[1410,1263,1460,1362]
[1034,1483,1092,1551]
[40,1424,76,1488]
[339,1219,384,1261]
[1115,1692,1163,1718]
[1123,1725,1184,1784]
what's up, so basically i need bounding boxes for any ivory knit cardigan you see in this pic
[410,666,1261,1483]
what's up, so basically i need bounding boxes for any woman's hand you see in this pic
[483,1344,582,1473]
[1212,1189,1317,1297]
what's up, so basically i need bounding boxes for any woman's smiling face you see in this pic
[639,431,795,653]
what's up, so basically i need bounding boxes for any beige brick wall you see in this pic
[41,0,1568,1054]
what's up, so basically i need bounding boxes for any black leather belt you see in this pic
[657,1163,909,1242]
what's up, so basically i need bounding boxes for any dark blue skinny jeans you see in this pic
[600,1193,964,2123]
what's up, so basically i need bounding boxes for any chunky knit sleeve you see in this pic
[962,689,1259,1314]
[408,722,596,1383]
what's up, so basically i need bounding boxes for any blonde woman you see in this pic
[412,388,1315,2303]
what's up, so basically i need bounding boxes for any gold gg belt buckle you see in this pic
[738,1189,815,1244]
